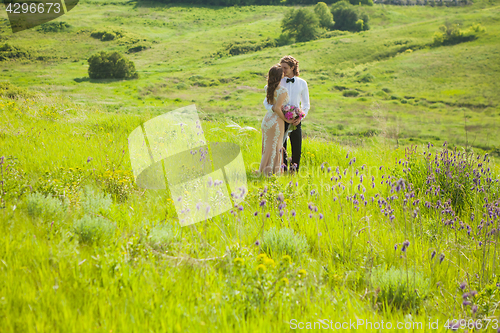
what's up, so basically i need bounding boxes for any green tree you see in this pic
[314,2,334,30]
[331,1,370,32]
[87,51,139,80]
[281,8,321,43]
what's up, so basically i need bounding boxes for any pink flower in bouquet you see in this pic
[281,105,304,131]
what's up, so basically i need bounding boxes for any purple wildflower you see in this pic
[255,240,260,246]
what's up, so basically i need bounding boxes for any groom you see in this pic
[264,55,310,172]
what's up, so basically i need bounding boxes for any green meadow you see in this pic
[1,0,500,331]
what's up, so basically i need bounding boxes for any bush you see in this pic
[432,22,482,46]
[261,227,309,259]
[275,33,295,46]
[127,44,149,53]
[0,43,33,61]
[0,82,36,99]
[314,2,334,30]
[90,30,124,41]
[371,266,431,310]
[36,21,71,33]
[331,1,370,32]
[149,224,178,250]
[73,215,115,244]
[87,51,139,79]
[25,192,68,220]
[282,8,321,43]
[358,73,375,83]
[343,90,360,97]
[80,186,112,215]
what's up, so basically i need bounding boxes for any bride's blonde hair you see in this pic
[266,64,283,105]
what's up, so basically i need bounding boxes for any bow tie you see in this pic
[286,78,295,83]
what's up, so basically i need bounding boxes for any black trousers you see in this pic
[283,122,302,172]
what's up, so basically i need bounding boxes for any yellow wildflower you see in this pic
[256,253,267,262]
[280,277,289,286]
[256,264,267,274]
[281,255,292,265]
[263,258,275,267]
[298,269,308,278]
[233,257,244,266]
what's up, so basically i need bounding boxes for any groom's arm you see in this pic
[301,81,310,119]
[263,97,273,112]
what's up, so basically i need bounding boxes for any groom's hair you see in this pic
[280,55,299,76]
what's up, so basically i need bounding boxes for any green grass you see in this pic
[1,93,499,331]
[1,1,500,331]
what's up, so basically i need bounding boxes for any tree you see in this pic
[331,1,370,32]
[88,51,139,80]
[281,8,321,43]
[314,2,334,30]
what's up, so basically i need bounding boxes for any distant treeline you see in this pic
[138,0,342,5]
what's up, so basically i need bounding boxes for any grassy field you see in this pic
[1,0,500,331]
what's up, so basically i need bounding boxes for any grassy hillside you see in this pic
[1,0,500,150]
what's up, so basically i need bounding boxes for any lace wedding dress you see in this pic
[259,85,289,176]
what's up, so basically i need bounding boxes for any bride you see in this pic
[259,64,293,176]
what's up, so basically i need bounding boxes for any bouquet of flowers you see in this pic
[281,105,305,131]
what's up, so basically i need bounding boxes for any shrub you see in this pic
[275,33,295,46]
[87,51,139,79]
[148,224,178,250]
[127,44,149,53]
[90,30,124,41]
[371,266,431,310]
[358,73,375,83]
[80,186,112,215]
[73,215,115,244]
[331,1,370,32]
[261,227,309,259]
[314,2,334,30]
[0,43,34,61]
[25,192,68,220]
[432,22,482,46]
[282,8,321,43]
[343,90,360,97]
[0,82,36,99]
[36,21,71,33]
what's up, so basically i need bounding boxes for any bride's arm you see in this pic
[272,92,293,123]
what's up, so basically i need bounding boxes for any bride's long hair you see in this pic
[266,64,283,105]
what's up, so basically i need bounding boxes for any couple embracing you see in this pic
[258,55,310,177]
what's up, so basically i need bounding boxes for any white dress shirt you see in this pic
[263,76,310,119]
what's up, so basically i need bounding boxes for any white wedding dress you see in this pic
[259,86,289,176]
